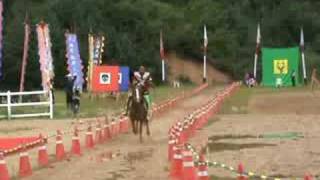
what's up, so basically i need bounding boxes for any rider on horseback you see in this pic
[125,66,153,117]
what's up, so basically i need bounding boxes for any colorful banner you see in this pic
[93,35,104,65]
[262,47,300,87]
[65,33,84,91]
[92,66,119,92]
[0,1,4,78]
[36,22,54,91]
[87,34,105,92]
[119,66,130,92]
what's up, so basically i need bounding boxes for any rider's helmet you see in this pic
[139,66,146,74]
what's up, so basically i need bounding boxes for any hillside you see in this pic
[167,53,231,84]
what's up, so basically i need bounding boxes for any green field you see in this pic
[0,85,194,120]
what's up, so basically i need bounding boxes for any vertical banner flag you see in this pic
[300,27,307,83]
[87,34,105,92]
[0,1,3,78]
[36,22,54,92]
[119,66,130,92]
[160,30,165,82]
[19,19,30,93]
[93,35,105,65]
[254,23,261,78]
[87,33,94,92]
[203,25,208,81]
[92,66,119,92]
[66,33,84,91]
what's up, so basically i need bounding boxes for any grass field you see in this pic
[0,85,194,120]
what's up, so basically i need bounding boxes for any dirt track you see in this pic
[17,87,222,180]
[189,90,320,179]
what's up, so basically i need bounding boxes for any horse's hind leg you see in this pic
[146,120,150,136]
[139,120,143,143]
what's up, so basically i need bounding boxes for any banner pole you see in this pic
[301,52,307,84]
[162,59,165,82]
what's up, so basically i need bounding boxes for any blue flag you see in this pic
[119,67,130,92]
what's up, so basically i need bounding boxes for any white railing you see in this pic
[0,90,53,119]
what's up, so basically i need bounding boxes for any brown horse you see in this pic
[128,83,150,142]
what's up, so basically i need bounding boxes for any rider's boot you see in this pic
[144,95,152,120]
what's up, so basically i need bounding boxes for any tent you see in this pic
[261,47,301,87]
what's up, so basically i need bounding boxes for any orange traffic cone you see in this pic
[102,124,109,141]
[305,173,313,180]
[19,146,32,177]
[170,145,183,180]
[197,153,209,180]
[0,152,9,180]
[38,145,49,167]
[71,127,81,155]
[85,125,95,149]
[182,149,197,180]
[168,139,177,161]
[95,124,103,144]
[38,134,49,167]
[124,117,130,133]
[56,130,65,160]
[237,163,247,180]
[111,120,117,137]
[119,117,126,134]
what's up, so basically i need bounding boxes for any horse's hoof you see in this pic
[147,132,151,136]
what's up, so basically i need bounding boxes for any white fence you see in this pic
[0,90,53,119]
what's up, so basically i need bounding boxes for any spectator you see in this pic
[291,70,296,87]
[49,79,55,104]
[65,74,76,110]
[72,88,81,115]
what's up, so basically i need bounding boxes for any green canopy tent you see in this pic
[261,47,301,87]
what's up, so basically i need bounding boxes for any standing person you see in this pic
[49,79,55,104]
[291,70,296,87]
[65,74,76,110]
[244,72,250,87]
[72,88,81,116]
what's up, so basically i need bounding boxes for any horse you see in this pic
[128,83,150,142]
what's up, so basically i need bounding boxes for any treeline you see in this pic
[1,0,320,90]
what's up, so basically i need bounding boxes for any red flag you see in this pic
[160,30,165,60]
[255,24,261,54]
[92,66,119,92]
[300,27,305,52]
[204,25,208,50]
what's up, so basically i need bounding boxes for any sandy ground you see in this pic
[2,87,222,179]
[189,90,320,179]
[5,87,320,180]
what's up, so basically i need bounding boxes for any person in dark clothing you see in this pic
[49,79,55,104]
[72,88,81,115]
[129,68,134,84]
[291,70,296,87]
[65,74,76,110]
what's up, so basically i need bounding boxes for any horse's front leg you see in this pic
[131,119,137,134]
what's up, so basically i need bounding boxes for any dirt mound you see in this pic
[166,53,231,84]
